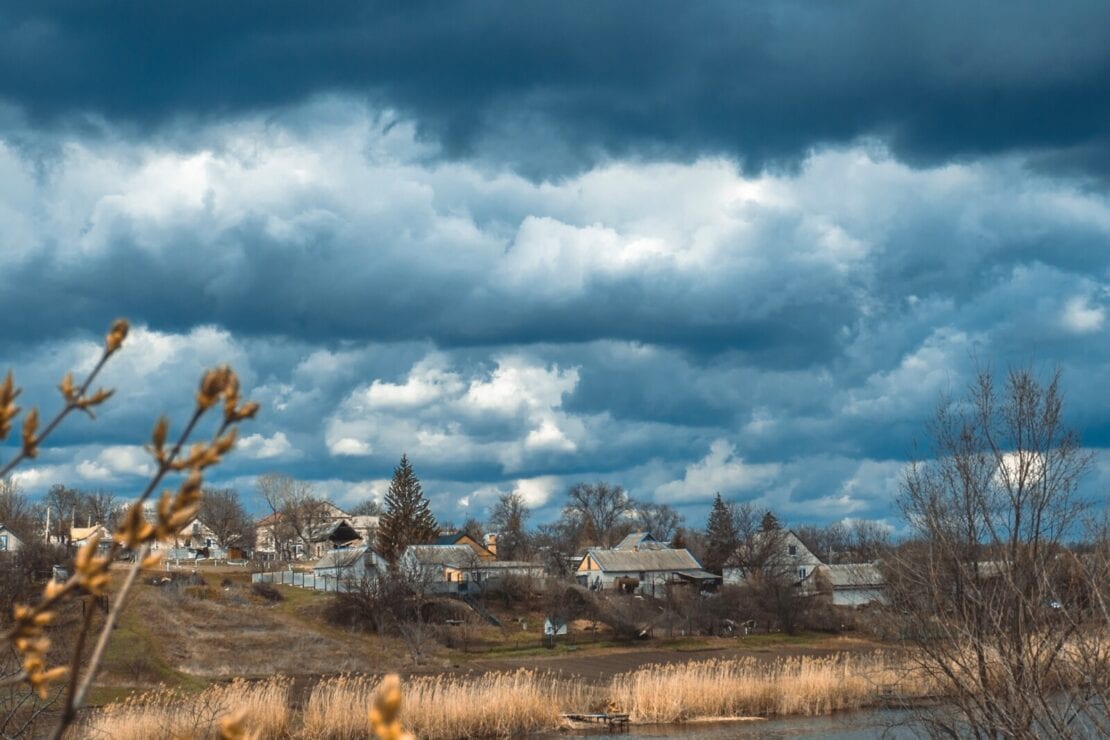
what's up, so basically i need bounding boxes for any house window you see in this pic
[788,545,797,556]
[0,535,7,551]
[798,567,807,578]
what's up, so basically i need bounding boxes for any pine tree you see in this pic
[703,493,739,574]
[378,454,439,562]
[760,510,781,532]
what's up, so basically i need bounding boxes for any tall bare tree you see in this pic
[256,473,332,559]
[888,367,1107,738]
[488,490,531,560]
[564,481,632,548]
[633,501,683,544]
[0,478,37,541]
[198,487,255,551]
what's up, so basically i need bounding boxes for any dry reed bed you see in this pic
[79,652,930,737]
[609,652,936,723]
[76,676,292,739]
[305,670,594,739]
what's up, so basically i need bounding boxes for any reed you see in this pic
[303,670,593,739]
[76,676,292,739]
[83,652,938,737]
[608,652,934,723]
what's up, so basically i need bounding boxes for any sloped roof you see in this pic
[585,547,702,572]
[71,525,107,542]
[314,546,370,570]
[309,519,362,543]
[405,544,478,568]
[613,531,667,551]
[825,563,884,588]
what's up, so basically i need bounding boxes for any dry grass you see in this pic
[75,677,292,739]
[304,670,594,739]
[83,652,935,737]
[609,651,935,723]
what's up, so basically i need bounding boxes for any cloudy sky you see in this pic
[2,2,1109,530]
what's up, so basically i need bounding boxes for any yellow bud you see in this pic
[106,318,129,353]
[21,407,38,458]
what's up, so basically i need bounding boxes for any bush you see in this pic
[250,582,283,602]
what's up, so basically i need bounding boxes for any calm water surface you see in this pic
[545,709,923,739]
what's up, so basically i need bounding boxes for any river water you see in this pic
[548,708,924,738]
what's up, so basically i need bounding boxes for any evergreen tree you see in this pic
[703,493,739,574]
[378,454,439,562]
[760,509,781,532]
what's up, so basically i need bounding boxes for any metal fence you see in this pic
[250,570,353,592]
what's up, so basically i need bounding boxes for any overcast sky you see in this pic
[1,2,1109,531]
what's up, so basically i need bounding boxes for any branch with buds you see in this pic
[0,319,259,739]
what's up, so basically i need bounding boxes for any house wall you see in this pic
[0,529,22,553]
[831,588,886,607]
[577,567,680,596]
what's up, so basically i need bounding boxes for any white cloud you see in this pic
[326,353,587,472]
[655,439,781,503]
[512,476,561,508]
[237,432,295,460]
[1061,295,1105,334]
[96,445,156,477]
[330,437,372,456]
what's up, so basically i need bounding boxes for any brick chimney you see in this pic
[484,532,498,556]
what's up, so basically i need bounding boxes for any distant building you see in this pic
[816,563,887,607]
[576,544,718,596]
[0,524,24,553]
[722,530,823,586]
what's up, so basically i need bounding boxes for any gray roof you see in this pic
[314,546,369,570]
[613,531,667,550]
[825,563,884,588]
[585,547,702,573]
[404,544,478,568]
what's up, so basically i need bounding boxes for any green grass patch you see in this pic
[98,600,206,696]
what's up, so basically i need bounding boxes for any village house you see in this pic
[254,501,351,560]
[814,562,887,606]
[576,535,718,596]
[70,525,111,551]
[312,545,390,588]
[0,523,23,553]
[432,531,497,560]
[721,530,824,586]
[400,543,543,594]
[306,519,363,560]
[721,531,888,607]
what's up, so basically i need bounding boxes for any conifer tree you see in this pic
[703,493,739,574]
[760,509,781,532]
[378,454,439,562]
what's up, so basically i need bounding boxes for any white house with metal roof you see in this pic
[576,545,718,596]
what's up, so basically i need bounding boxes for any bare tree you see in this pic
[256,473,332,559]
[633,501,683,543]
[198,488,255,552]
[76,489,117,531]
[487,490,531,560]
[564,481,633,548]
[0,479,37,542]
[888,367,1107,738]
[44,485,79,545]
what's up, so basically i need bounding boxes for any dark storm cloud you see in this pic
[3,2,1110,175]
